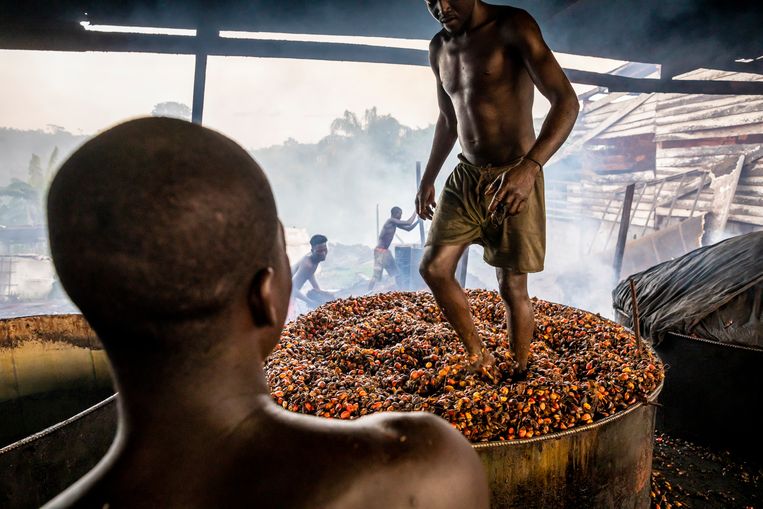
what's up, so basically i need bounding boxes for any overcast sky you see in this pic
[0,34,624,150]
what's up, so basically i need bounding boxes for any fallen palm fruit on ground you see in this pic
[650,432,762,509]
[266,290,663,442]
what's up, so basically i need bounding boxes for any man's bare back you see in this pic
[417,0,578,374]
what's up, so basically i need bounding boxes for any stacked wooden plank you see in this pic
[547,68,763,245]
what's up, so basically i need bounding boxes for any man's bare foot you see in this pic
[466,350,496,381]
[509,361,528,382]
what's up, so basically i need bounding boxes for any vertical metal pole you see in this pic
[613,183,636,280]
[192,26,217,125]
[415,161,425,247]
[191,52,208,125]
[375,204,380,241]
[458,248,469,288]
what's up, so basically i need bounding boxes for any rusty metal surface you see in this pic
[0,314,113,447]
[0,314,100,349]
[0,395,117,509]
[620,215,705,278]
[474,388,659,509]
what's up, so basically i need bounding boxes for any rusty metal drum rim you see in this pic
[664,331,763,353]
[614,308,763,354]
[0,312,664,453]
[0,394,117,456]
[470,380,662,449]
[0,313,81,324]
[0,381,662,455]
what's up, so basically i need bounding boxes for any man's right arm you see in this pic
[417,37,458,220]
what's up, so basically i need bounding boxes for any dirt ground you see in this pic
[651,432,762,509]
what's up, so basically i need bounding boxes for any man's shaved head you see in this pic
[48,118,281,356]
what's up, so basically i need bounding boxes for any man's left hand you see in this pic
[485,159,540,220]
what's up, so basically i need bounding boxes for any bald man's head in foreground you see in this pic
[44,118,489,509]
[48,117,289,364]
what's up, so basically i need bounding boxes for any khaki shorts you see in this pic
[373,247,399,280]
[425,156,545,272]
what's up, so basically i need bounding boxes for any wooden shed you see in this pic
[548,67,763,275]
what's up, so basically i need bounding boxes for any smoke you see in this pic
[253,108,458,247]
[255,108,621,318]
[466,222,619,319]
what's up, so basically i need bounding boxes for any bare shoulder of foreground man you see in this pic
[417,0,579,377]
[43,117,488,509]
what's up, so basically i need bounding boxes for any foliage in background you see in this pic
[151,101,192,121]
[0,148,58,226]
[254,107,454,245]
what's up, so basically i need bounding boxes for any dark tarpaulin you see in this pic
[613,232,763,347]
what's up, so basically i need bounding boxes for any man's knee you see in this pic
[419,254,451,285]
[497,272,529,302]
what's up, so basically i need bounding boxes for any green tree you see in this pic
[0,147,59,226]
[151,101,192,121]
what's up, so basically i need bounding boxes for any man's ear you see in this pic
[249,267,278,327]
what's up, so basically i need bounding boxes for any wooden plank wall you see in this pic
[556,68,763,235]
[733,156,763,227]
[653,69,763,228]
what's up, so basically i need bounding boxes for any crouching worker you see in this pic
[44,118,489,509]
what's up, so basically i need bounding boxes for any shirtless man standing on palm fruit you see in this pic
[417,0,579,377]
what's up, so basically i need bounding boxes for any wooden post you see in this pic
[628,279,643,355]
[415,161,425,247]
[613,183,636,280]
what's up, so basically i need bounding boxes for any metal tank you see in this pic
[0,314,662,509]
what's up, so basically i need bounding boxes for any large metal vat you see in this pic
[1,388,660,509]
[0,315,114,447]
[0,314,662,508]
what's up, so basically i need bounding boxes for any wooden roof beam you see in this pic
[2,27,762,96]
[566,69,763,96]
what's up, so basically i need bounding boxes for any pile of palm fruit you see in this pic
[266,290,663,442]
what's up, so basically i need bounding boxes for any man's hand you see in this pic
[485,159,540,220]
[416,181,437,220]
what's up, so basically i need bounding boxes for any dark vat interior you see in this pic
[654,331,763,463]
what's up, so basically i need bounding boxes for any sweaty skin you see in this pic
[43,118,489,509]
[417,0,579,373]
